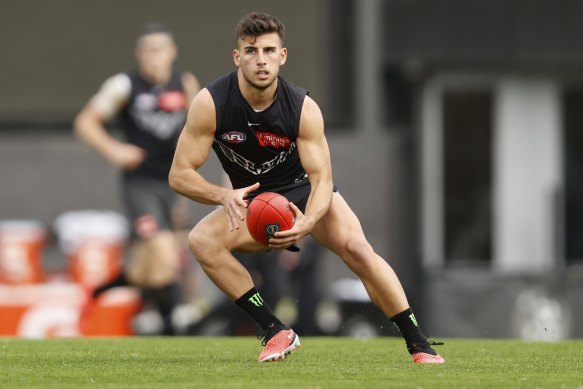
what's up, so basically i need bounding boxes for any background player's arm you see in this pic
[169,89,259,231]
[271,96,334,248]
[73,73,146,170]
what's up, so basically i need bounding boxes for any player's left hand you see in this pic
[269,202,313,250]
[222,182,259,231]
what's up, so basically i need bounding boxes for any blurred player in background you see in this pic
[169,12,444,363]
[74,23,200,335]
[276,236,322,336]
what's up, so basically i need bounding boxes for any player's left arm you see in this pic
[270,95,334,248]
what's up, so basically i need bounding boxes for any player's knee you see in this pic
[187,227,214,262]
[345,237,373,258]
[344,238,375,271]
[187,228,204,255]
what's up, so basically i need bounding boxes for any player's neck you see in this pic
[139,67,172,86]
[237,71,277,111]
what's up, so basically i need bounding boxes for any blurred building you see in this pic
[1,0,582,339]
[378,0,583,339]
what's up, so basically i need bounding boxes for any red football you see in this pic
[246,192,295,246]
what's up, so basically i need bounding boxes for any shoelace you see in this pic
[258,331,269,346]
[408,338,445,355]
[258,324,281,346]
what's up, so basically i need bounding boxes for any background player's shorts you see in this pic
[121,176,177,239]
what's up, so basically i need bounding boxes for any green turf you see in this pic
[0,337,581,388]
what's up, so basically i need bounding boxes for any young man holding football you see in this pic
[169,12,444,363]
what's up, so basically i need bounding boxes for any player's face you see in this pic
[135,33,177,83]
[234,32,287,90]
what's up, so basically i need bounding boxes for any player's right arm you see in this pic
[169,89,259,231]
[73,73,146,170]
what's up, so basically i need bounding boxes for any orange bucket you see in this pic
[0,220,46,284]
[68,239,124,289]
[53,210,129,289]
[80,287,142,336]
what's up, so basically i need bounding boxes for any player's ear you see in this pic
[280,47,287,66]
[233,49,241,67]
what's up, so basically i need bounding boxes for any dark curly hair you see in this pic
[235,12,285,45]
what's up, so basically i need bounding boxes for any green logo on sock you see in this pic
[249,293,264,307]
[409,313,419,327]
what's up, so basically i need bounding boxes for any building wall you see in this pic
[0,0,329,123]
[381,0,583,70]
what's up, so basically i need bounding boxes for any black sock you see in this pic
[92,271,129,298]
[155,283,181,336]
[391,308,435,355]
[234,287,283,331]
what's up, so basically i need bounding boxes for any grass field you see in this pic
[0,337,581,388]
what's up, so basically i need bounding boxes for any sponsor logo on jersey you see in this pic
[257,131,291,149]
[158,91,187,112]
[221,131,247,143]
[213,139,296,175]
[130,91,186,140]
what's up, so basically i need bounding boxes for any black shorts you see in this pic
[245,178,337,214]
[121,176,177,238]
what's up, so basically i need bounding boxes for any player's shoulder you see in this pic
[189,88,215,114]
[180,71,201,98]
[99,73,132,94]
[207,71,235,90]
[108,72,131,83]
[278,76,308,97]
[301,95,322,116]
[298,94,324,135]
[91,73,132,111]
[106,72,132,86]
[184,88,216,133]
[180,70,200,86]
[206,72,237,109]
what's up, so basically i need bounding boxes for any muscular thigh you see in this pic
[311,193,368,255]
[193,207,267,253]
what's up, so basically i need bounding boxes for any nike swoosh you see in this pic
[287,333,293,339]
[248,122,261,126]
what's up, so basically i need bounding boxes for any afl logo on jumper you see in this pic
[222,131,247,143]
[264,223,280,239]
[135,93,158,111]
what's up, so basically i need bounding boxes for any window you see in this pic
[442,90,493,263]
[563,86,583,263]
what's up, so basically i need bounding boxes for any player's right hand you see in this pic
[107,142,147,171]
[222,182,260,231]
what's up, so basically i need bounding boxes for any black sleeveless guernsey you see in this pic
[208,71,308,193]
[119,70,188,180]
